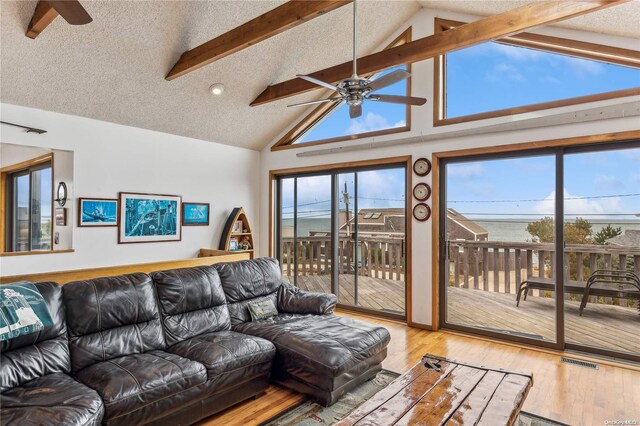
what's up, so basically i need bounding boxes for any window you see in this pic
[434,19,640,126]
[3,157,53,252]
[272,28,413,151]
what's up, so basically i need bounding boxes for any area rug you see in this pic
[260,370,567,426]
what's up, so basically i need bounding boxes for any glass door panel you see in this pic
[356,168,406,315]
[278,178,295,280]
[295,175,333,294]
[337,173,357,306]
[564,146,640,357]
[444,155,557,343]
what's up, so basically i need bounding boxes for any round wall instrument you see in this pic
[413,158,431,176]
[413,203,431,221]
[413,183,431,201]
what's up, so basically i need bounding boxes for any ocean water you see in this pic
[475,219,640,242]
[282,218,640,243]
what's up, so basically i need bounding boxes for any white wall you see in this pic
[259,8,640,326]
[1,103,261,276]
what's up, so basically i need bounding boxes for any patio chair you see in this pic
[579,270,640,316]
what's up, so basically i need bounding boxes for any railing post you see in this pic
[482,247,489,291]
[493,248,499,292]
[462,245,469,289]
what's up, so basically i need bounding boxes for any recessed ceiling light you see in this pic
[209,83,225,96]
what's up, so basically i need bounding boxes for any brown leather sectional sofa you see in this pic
[0,257,390,425]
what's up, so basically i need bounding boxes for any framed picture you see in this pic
[55,208,67,226]
[118,192,181,243]
[229,237,239,250]
[232,220,243,234]
[182,202,210,226]
[78,198,118,227]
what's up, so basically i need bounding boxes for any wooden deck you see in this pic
[294,274,639,355]
[296,274,405,314]
[448,286,640,354]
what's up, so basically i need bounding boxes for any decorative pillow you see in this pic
[247,299,278,321]
[0,281,53,341]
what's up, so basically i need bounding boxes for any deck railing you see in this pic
[448,240,640,308]
[281,236,405,281]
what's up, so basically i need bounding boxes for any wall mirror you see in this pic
[0,143,74,255]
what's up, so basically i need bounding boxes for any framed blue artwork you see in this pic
[78,198,118,227]
[118,192,181,243]
[182,202,210,226]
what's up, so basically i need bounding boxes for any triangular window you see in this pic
[272,28,412,150]
[434,19,640,126]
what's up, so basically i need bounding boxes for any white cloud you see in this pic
[345,112,404,135]
[448,163,485,179]
[593,175,624,190]
[533,189,625,218]
[489,43,544,61]
[540,75,561,84]
[563,56,605,76]
[486,63,526,82]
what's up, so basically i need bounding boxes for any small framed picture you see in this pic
[182,202,210,226]
[78,198,118,227]
[229,237,239,250]
[232,220,243,234]
[119,192,181,244]
[55,208,67,226]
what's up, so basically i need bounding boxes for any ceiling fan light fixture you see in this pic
[209,83,225,96]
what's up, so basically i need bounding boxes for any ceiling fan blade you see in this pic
[349,104,362,119]
[368,94,427,106]
[297,75,339,92]
[366,69,411,92]
[287,97,342,108]
[48,0,92,25]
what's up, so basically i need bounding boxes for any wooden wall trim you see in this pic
[0,252,249,285]
[430,130,640,332]
[0,153,53,173]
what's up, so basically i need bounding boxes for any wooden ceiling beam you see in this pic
[251,0,629,106]
[26,1,59,39]
[166,0,352,81]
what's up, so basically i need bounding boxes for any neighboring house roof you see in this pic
[339,208,405,235]
[607,230,640,247]
[447,208,488,236]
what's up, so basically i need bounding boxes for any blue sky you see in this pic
[296,66,409,144]
[281,168,406,220]
[447,41,640,118]
[447,147,640,223]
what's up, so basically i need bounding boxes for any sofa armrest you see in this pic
[277,282,337,315]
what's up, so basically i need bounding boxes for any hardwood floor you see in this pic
[199,312,640,426]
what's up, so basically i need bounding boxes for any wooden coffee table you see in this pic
[336,355,533,426]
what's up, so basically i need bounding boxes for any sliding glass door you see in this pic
[440,141,640,361]
[275,163,407,318]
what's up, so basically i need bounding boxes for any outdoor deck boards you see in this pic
[293,274,639,355]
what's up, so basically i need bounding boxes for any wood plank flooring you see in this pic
[198,312,640,426]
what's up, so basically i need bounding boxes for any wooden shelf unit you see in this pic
[217,207,255,259]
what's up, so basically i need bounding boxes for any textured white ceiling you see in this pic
[420,0,640,39]
[1,1,638,151]
[0,0,418,150]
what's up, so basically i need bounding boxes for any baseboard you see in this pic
[407,321,434,331]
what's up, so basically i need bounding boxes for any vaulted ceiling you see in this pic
[1,1,638,151]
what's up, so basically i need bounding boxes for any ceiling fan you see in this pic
[26,1,92,39]
[288,0,426,119]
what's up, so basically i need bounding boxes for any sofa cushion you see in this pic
[0,372,104,426]
[75,350,206,423]
[63,273,165,372]
[150,265,231,346]
[233,314,390,389]
[214,257,283,325]
[167,330,275,380]
[0,282,70,392]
